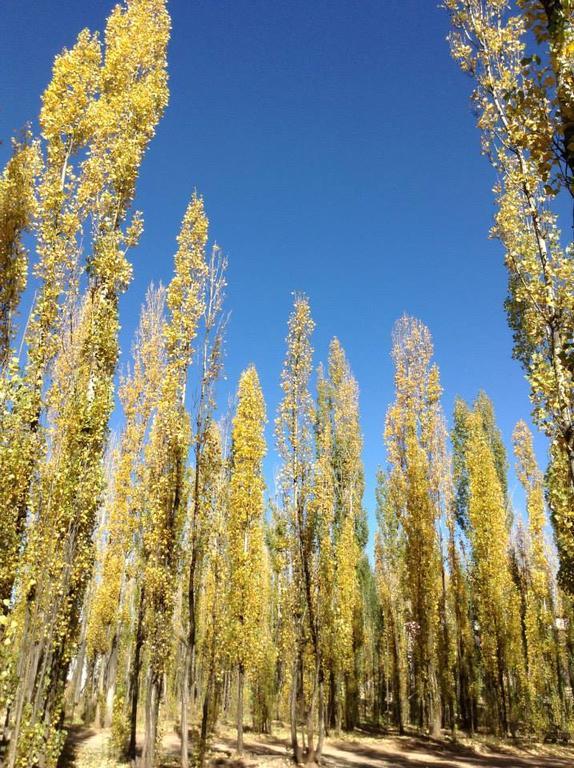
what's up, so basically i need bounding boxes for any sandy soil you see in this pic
[58,723,574,768]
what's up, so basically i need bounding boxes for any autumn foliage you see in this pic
[1,1,574,767]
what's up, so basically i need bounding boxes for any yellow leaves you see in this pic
[512,423,558,731]
[227,366,268,672]
[88,0,169,218]
[446,0,574,590]
[385,316,445,513]
[40,29,101,147]
[464,406,524,713]
[0,2,172,764]
[383,316,445,724]
[334,514,359,673]
[125,210,144,248]
[141,194,211,681]
[328,338,364,527]
[165,193,209,368]
[85,289,165,660]
[275,295,315,477]
[513,419,541,490]
[450,36,475,72]
[0,133,41,364]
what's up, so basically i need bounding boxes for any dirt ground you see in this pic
[58,723,574,768]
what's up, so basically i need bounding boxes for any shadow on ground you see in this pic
[55,724,574,768]
[213,731,574,768]
[57,726,97,768]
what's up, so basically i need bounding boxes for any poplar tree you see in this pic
[513,419,565,733]
[384,316,445,735]
[464,403,524,734]
[181,245,227,768]
[195,421,228,767]
[313,367,337,738]
[83,284,166,736]
[3,3,170,765]
[227,366,267,753]
[0,134,40,369]
[140,193,208,768]
[375,471,408,733]
[446,0,574,591]
[0,135,40,602]
[323,340,364,732]
[449,532,478,734]
[275,295,321,764]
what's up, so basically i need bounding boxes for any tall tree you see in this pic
[275,295,321,764]
[227,366,267,754]
[0,134,39,369]
[181,245,227,768]
[195,421,228,767]
[140,193,208,768]
[513,419,566,733]
[464,403,524,734]
[3,3,170,764]
[375,471,408,733]
[82,284,166,734]
[384,316,446,735]
[0,135,41,604]
[324,339,364,732]
[446,0,574,591]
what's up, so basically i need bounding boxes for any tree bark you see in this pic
[141,671,162,768]
[180,644,191,768]
[237,663,245,755]
[127,587,145,763]
[290,656,302,764]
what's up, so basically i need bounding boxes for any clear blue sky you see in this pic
[1,0,545,542]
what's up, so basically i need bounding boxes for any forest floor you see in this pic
[59,726,574,768]
[57,722,574,768]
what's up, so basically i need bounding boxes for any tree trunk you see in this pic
[198,668,215,768]
[290,657,302,764]
[389,606,405,735]
[315,674,325,762]
[142,671,162,768]
[102,634,119,728]
[495,640,509,736]
[180,644,191,768]
[237,663,244,754]
[305,675,317,764]
[326,667,336,734]
[127,587,145,763]
[67,623,87,720]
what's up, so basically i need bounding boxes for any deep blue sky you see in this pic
[1,0,546,541]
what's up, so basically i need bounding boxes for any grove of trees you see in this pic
[1,1,574,767]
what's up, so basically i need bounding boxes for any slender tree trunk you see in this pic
[495,640,509,736]
[181,379,205,765]
[290,656,302,764]
[199,667,215,768]
[223,669,232,717]
[67,620,87,720]
[103,637,119,728]
[82,656,97,725]
[127,587,145,763]
[305,664,319,765]
[391,615,405,735]
[552,617,566,720]
[428,664,442,738]
[237,662,245,754]
[439,550,455,735]
[316,673,325,762]
[180,644,191,768]
[142,671,162,768]
[327,667,336,735]
[6,619,46,768]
